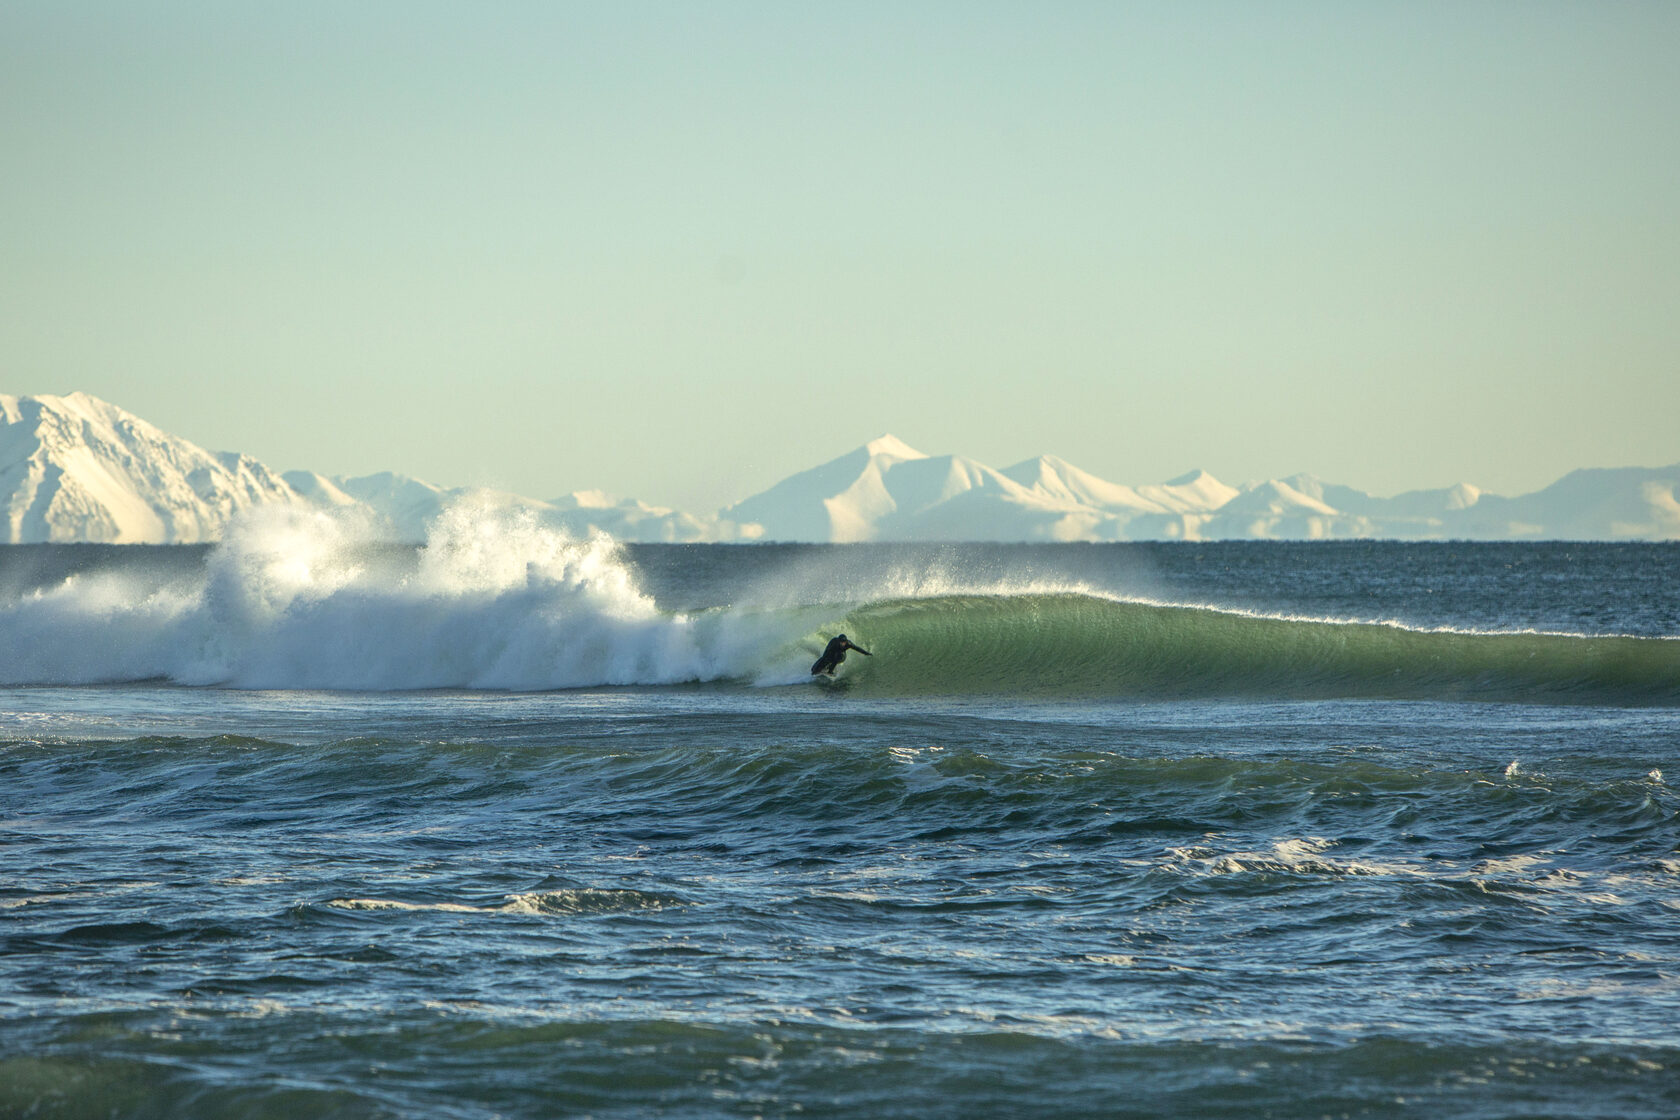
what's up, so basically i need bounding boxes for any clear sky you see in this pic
[4,2,1677,511]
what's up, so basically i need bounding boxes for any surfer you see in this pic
[811,634,871,677]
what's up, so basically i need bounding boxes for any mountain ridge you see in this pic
[1,393,1675,542]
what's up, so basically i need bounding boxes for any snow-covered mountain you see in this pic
[721,439,1275,542]
[724,436,1679,543]
[0,392,300,543]
[1,393,1676,542]
[1432,466,1680,540]
[0,393,752,544]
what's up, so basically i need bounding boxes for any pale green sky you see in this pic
[3,2,1677,510]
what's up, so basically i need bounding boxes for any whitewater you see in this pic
[3,508,1679,1118]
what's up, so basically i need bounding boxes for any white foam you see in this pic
[326,888,679,916]
[1169,837,1432,880]
[0,500,816,690]
[328,897,486,914]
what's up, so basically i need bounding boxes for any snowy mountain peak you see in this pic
[1447,483,1482,510]
[1004,455,1167,513]
[861,434,926,462]
[1138,470,1240,514]
[1222,479,1340,517]
[1,391,299,543]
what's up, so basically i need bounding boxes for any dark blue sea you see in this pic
[4,514,1679,1117]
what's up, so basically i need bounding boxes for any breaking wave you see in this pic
[0,503,812,690]
[0,502,1675,704]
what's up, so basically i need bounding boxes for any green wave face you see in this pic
[819,593,1680,705]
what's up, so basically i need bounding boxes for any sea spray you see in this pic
[214,500,704,689]
[0,501,815,689]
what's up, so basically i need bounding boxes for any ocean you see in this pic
[3,509,1678,1118]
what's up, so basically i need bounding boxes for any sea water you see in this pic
[2,508,1678,1118]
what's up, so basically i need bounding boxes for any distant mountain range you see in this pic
[2,392,1677,543]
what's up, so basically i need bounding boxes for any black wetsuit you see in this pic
[811,634,871,676]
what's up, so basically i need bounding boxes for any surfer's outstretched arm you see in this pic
[852,645,871,656]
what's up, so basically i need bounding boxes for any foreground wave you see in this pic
[0,504,1675,703]
[5,717,1679,1119]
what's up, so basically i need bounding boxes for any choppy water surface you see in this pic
[3,528,1678,1118]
